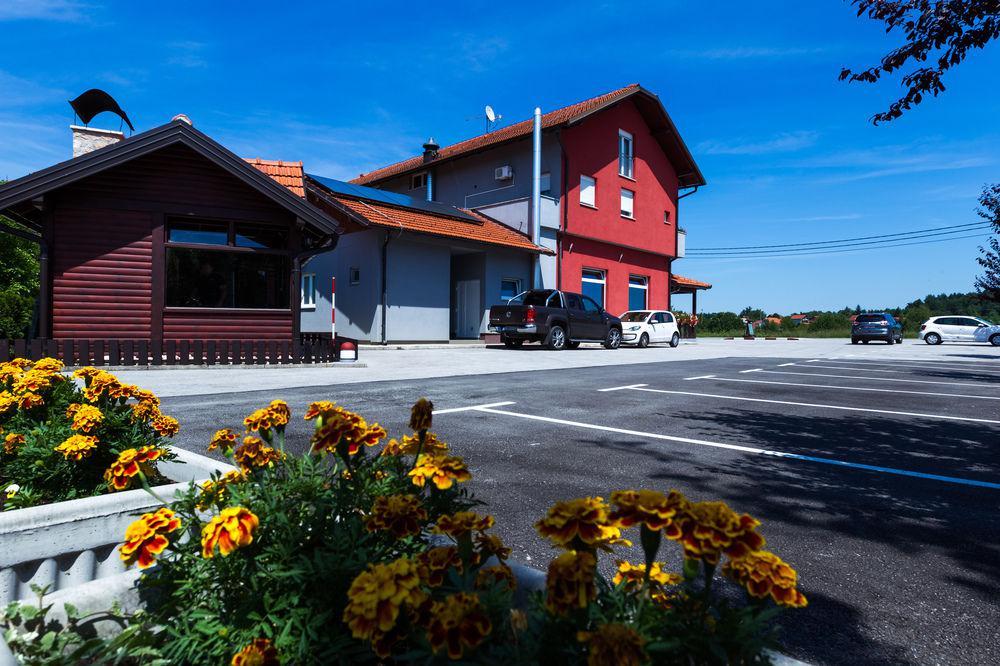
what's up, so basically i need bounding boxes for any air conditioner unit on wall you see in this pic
[494,165,513,181]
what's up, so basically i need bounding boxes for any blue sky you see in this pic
[1,0,997,314]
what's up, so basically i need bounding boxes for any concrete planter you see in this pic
[0,447,235,606]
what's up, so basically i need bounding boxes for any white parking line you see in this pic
[840,354,997,366]
[795,363,913,373]
[777,363,797,367]
[433,401,516,414]
[823,359,1000,374]
[686,376,1000,401]
[598,384,649,392]
[683,375,716,381]
[759,369,997,390]
[739,368,763,373]
[436,403,1000,490]
[620,386,1000,424]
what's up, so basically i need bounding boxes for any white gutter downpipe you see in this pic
[530,106,542,288]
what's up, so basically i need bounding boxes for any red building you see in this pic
[352,84,710,320]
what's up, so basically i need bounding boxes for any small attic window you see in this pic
[410,173,427,190]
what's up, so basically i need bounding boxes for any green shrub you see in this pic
[0,288,33,339]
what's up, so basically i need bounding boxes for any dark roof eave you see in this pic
[0,120,343,236]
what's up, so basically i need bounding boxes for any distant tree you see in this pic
[0,212,40,339]
[901,303,932,331]
[739,306,765,321]
[840,0,1000,124]
[854,304,863,314]
[975,184,1000,302]
[810,312,850,331]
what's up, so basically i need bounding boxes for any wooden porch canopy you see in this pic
[670,274,712,317]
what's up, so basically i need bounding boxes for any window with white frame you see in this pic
[410,172,427,190]
[580,175,596,207]
[581,268,606,307]
[619,130,634,178]
[628,275,648,311]
[620,188,634,219]
[301,273,316,308]
[500,278,522,302]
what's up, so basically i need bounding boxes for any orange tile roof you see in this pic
[330,195,552,254]
[246,158,305,197]
[351,84,642,185]
[672,274,712,290]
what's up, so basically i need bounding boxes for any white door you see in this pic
[649,313,666,342]
[454,280,481,339]
[955,317,982,341]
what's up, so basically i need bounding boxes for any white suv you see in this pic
[619,310,681,348]
[919,316,996,345]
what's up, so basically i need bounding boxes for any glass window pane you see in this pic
[621,189,634,217]
[166,247,290,309]
[582,296,602,313]
[235,224,288,249]
[500,279,520,302]
[565,293,583,310]
[168,220,228,245]
[580,176,596,206]
[628,286,646,311]
[581,281,603,307]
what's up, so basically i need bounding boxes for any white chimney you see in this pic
[72,125,125,157]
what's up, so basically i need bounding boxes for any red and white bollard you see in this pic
[330,277,336,339]
[339,341,357,362]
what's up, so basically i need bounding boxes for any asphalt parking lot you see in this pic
[161,343,1000,666]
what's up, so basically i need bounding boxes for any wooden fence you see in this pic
[0,336,357,366]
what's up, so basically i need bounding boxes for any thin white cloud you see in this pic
[698,130,819,155]
[0,0,86,22]
[0,70,66,108]
[0,116,67,179]
[166,41,208,69]
[667,46,828,60]
[778,214,864,222]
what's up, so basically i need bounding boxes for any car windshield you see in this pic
[855,314,888,323]
[620,312,650,323]
[978,319,995,326]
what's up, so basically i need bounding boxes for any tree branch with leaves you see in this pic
[975,184,1000,302]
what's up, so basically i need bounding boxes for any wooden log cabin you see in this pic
[0,118,349,363]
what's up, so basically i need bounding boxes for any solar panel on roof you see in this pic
[307,174,482,224]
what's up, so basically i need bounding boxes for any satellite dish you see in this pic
[485,105,496,123]
[69,89,135,132]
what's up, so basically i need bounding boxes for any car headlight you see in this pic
[627,325,642,331]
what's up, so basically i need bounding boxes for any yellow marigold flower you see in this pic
[244,406,276,432]
[31,358,64,374]
[409,397,433,432]
[303,400,337,420]
[610,489,684,531]
[671,500,765,565]
[208,428,239,452]
[0,361,27,383]
[434,511,495,538]
[130,398,160,423]
[310,408,386,456]
[535,497,623,551]
[613,561,681,591]
[66,403,103,433]
[233,436,282,471]
[0,391,16,416]
[81,371,122,402]
[4,433,25,454]
[417,546,463,586]
[201,506,260,558]
[151,414,180,437]
[545,550,597,615]
[72,366,102,380]
[267,399,291,427]
[55,434,99,461]
[365,494,428,538]
[425,592,492,660]
[475,533,511,562]
[476,564,516,591]
[343,558,425,648]
[118,507,182,569]
[408,454,471,490]
[18,392,44,410]
[231,638,280,666]
[577,623,647,666]
[382,432,449,456]
[196,470,247,509]
[104,446,164,491]
[13,369,53,394]
[723,550,808,608]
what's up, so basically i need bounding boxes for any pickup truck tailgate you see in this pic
[489,305,529,325]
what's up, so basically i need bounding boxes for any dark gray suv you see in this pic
[852,313,903,345]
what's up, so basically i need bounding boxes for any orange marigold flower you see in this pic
[535,497,623,551]
[303,400,337,420]
[577,622,647,666]
[0,391,16,415]
[434,511,495,538]
[613,561,681,591]
[425,592,492,660]
[13,369,53,394]
[0,360,29,383]
[382,432,449,457]
[4,433,25,454]
[343,558,425,649]
[18,392,44,410]
[55,434,99,461]
[476,564,516,591]
[417,546,463,587]
[365,494,428,538]
[118,507,182,569]
[151,414,180,437]
[233,436,282,471]
[31,358,64,374]
[267,399,291,427]
[72,365,102,380]
[475,533,511,562]
[609,489,683,531]
[408,454,471,490]
[409,397,433,432]
[545,550,597,615]
[130,398,161,423]
[201,506,260,558]
[671,500,765,565]
[81,371,122,402]
[310,408,386,455]
[244,406,276,432]
[66,403,103,433]
[196,470,247,509]
[723,550,808,608]
[104,446,164,491]
[231,638,280,666]
[208,428,239,452]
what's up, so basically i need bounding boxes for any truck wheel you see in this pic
[604,328,622,350]
[886,335,894,345]
[669,332,680,348]
[638,333,650,348]
[546,325,567,350]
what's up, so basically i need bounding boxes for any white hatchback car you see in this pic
[919,316,1000,345]
[619,310,681,348]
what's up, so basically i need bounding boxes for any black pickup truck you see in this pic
[488,289,623,350]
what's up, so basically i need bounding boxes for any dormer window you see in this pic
[618,130,634,178]
[410,172,427,190]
